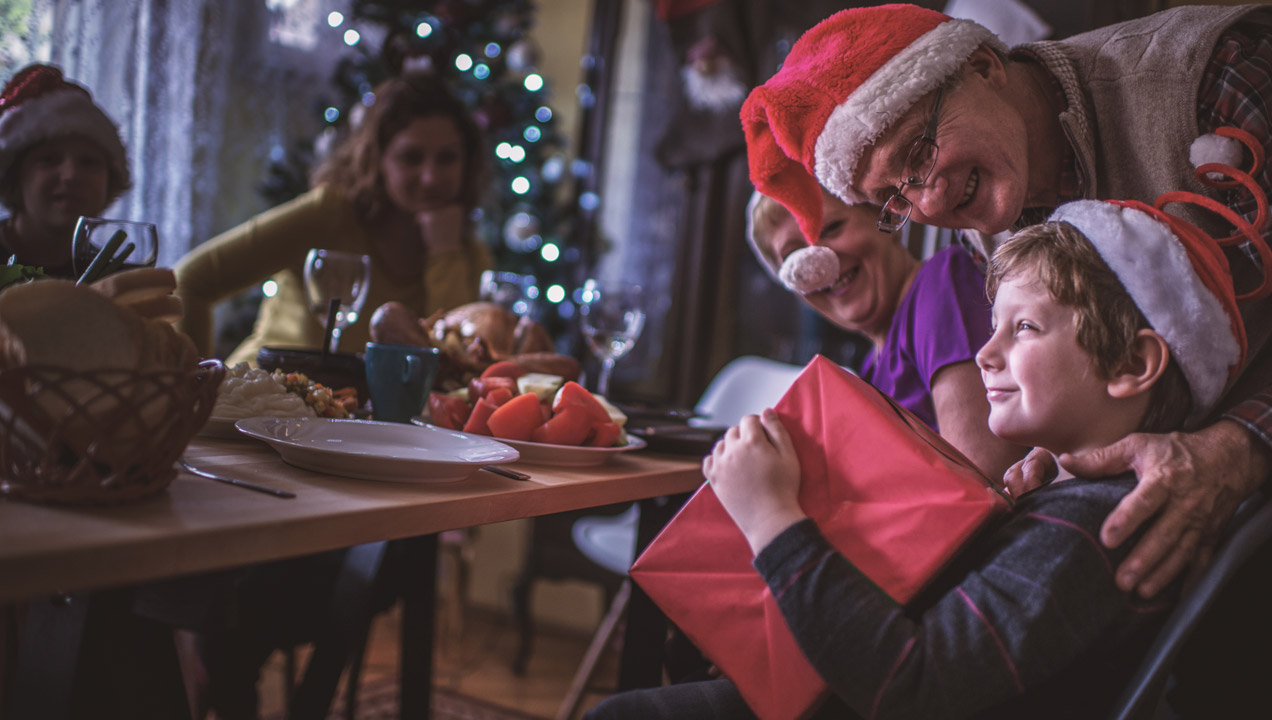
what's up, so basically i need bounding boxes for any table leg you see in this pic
[618,493,690,690]
[400,533,438,719]
[6,593,87,720]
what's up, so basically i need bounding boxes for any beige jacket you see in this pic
[967,5,1272,422]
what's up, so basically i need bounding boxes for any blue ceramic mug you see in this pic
[364,343,440,423]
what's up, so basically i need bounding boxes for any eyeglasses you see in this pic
[877,87,944,233]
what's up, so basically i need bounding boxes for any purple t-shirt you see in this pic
[860,246,992,431]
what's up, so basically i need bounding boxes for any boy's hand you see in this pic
[416,204,466,255]
[1060,420,1268,598]
[703,409,807,556]
[1002,447,1057,498]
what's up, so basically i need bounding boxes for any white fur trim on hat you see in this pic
[1190,133,1245,181]
[814,19,1006,205]
[1050,201,1240,420]
[778,245,840,295]
[0,87,129,185]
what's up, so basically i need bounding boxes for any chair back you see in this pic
[1108,491,1272,720]
[690,355,805,429]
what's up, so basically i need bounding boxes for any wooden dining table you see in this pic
[0,434,704,719]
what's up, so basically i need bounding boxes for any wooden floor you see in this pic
[256,602,621,720]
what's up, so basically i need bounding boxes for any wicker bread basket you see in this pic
[0,359,225,504]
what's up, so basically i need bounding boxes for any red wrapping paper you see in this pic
[630,355,1011,720]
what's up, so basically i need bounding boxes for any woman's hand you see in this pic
[703,409,807,556]
[90,267,183,324]
[415,204,466,255]
[1002,447,1058,499]
[1059,420,1269,597]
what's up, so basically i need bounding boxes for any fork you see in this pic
[482,465,531,481]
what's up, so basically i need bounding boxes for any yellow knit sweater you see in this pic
[175,185,491,365]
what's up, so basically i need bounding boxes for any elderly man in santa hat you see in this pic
[743,3,1272,613]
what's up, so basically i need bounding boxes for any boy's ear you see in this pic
[1108,329,1170,400]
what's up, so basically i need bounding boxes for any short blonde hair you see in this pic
[987,221,1192,433]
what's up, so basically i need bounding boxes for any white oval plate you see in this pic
[236,417,519,483]
[410,419,645,467]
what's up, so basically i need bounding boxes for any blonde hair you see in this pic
[987,221,1192,433]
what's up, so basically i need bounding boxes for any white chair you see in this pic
[559,355,804,719]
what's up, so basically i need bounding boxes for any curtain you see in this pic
[27,0,346,269]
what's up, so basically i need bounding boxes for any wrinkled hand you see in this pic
[416,204,466,255]
[1002,446,1057,499]
[90,267,183,324]
[1059,420,1268,597]
[702,409,807,556]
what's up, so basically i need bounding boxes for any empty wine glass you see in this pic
[303,248,371,354]
[579,279,646,398]
[72,217,159,278]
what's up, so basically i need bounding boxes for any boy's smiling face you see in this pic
[975,274,1114,455]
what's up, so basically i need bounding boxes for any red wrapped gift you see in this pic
[630,355,1011,720]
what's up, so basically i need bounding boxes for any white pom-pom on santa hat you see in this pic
[1190,133,1245,180]
[778,245,840,295]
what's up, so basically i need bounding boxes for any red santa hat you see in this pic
[0,64,130,188]
[741,4,1003,287]
[1046,128,1270,422]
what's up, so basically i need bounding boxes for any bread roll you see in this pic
[90,268,183,324]
[0,279,144,370]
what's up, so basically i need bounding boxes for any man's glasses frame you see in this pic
[876,87,945,233]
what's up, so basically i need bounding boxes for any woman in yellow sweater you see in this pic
[175,74,492,364]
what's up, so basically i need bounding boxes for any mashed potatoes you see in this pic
[211,363,315,419]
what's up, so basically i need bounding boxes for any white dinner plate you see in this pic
[410,419,646,467]
[236,417,519,483]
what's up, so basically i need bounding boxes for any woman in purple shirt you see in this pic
[747,190,1024,480]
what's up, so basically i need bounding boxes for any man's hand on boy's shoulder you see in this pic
[1058,420,1269,599]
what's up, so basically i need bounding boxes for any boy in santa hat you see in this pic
[742,2,1272,604]
[588,163,1266,719]
[0,63,132,278]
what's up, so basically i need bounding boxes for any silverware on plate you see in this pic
[482,465,531,481]
[179,458,297,499]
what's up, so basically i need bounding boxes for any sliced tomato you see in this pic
[531,406,593,446]
[585,421,622,448]
[469,376,519,404]
[463,398,500,435]
[485,387,515,407]
[551,381,611,425]
[428,392,471,430]
[486,392,546,441]
[480,360,527,380]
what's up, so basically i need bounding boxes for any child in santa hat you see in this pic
[746,188,1026,481]
[0,63,131,278]
[588,151,1266,719]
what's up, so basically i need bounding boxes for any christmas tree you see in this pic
[261,0,584,341]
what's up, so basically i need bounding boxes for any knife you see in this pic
[179,459,297,499]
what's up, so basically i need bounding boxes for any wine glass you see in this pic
[578,279,646,399]
[71,217,159,278]
[303,248,371,354]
